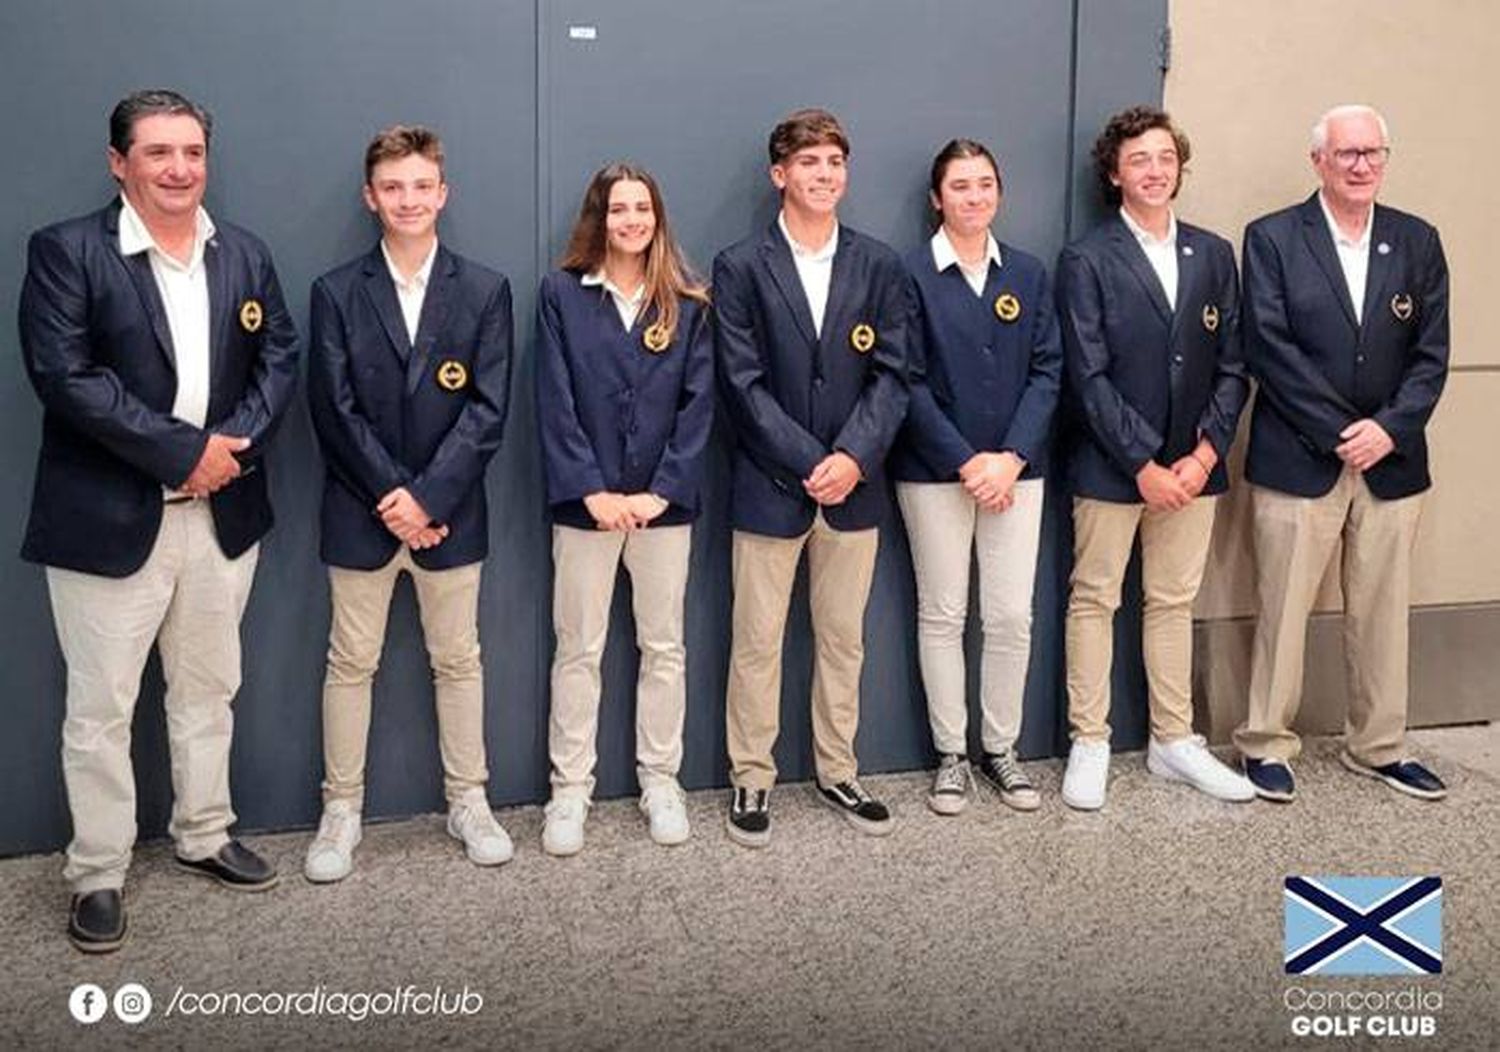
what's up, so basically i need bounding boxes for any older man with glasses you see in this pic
[1234,104,1450,803]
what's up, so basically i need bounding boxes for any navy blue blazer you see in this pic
[1056,215,1248,503]
[308,243,513,570]
[713,222,911,536]
[890,239,1061,482]
[1243,194,1449,500]
[535,270,714,530]
[19,200,299,577]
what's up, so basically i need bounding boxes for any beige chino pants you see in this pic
[48,501,258,893]
[1065,496,1218,743]
[321,548,487,807]
[725,511,879,790]
[547,524,692,800]
[1234,467,1423,766]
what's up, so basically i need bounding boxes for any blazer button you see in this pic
[1356,354,1366,364]
[1173,355,1184,365]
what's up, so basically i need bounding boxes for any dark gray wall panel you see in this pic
[1,0,1165,855]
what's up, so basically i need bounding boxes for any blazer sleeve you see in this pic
[19,227,207,487]
[713,252,828,482]
[1057,245,1163,476]
[1372,225,1449,451]
[647,301,715,509]
[903,298,976,478]
[1241,222,1361,453]
[1194,248,1249,458]
[307,276,411,505]
[407,277,513,523]
[1000,265,1063,467]
[830,262,912,473]
[535,276,607,504]
[215,244,300,458]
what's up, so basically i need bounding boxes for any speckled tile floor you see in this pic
[2,725,1495,1050]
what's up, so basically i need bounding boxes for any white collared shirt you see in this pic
[118,193,215,431]
[1318,192,1373,324]
[1119,206,1179,311]
[778,211,838,337]
[381,239,438,344]
[581,270,647,331]
[931,226,1002,298]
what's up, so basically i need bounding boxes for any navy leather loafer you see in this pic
[1340,752,1448,801]
[1243,757,1296,802]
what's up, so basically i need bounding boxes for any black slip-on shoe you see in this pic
[68,889,126,954]
[176,839,280,891]
[1340,752,1448,801]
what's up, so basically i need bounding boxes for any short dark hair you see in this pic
[109,89,212,155]
[768,108,850,166]
[364,124,445,184]
[1091,105,1191,206]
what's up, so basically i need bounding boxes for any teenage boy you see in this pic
[304,125,514,881]
[714,108,911,846]
[1056,106,1253,811]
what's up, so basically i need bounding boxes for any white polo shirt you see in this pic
[581,270,647,331]
[118,194,214,430]
[778,211,838,337]
[381,239,438,345]
[1318,192,1373,324]
[1119,206,1179,311]
[931,226,1002,298]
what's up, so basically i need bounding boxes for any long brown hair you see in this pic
[559,162,708,341]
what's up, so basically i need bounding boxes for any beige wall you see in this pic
[1165,0,1500,616]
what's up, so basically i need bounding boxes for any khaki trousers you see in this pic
[1234,468,1423,766]
[547,524,692,800]
[48,501,258,893]
[897,479,1045,755]
[725,511,879,790]
[322,548,487,806]
[1065,496,1218,743]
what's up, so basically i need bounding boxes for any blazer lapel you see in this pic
[1358,206,1396,339]
[109,201,177,370]
[760,225,820,350]
[1108,217,1173,326]
[1298,195,1359,332]
[361,247,412,365]
[205,234,231,394]
[818,227,858,353]
[407,246,455,396]
[1166,230,1201,344]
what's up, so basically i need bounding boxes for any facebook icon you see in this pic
[68,983,108,1024]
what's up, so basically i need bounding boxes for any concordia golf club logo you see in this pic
[1284,876,1442,976]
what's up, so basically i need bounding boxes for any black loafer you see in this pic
[68,889,126,953]
[176,839,279,891]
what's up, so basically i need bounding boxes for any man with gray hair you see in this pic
[20,89,299,951]
[1234,104,1450,802]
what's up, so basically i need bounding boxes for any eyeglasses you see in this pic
[1329,146,1391,170]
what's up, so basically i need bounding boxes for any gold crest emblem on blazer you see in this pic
[238,299,263,333]
[993,292,1021,323]
[1391,293,1414,321]
[849,322,876,354]
[642,322,670,353]
[436,359,469,391]
[1201,303,1220,333]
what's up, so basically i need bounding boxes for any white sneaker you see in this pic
[304,799,362,883]
[446,790,515,866]
[1148,735,1256,802]
[542,795,588,857]
[1062,738,1110,811]
[639,783,691,846]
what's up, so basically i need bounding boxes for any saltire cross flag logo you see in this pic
[1284,876,1442,976]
